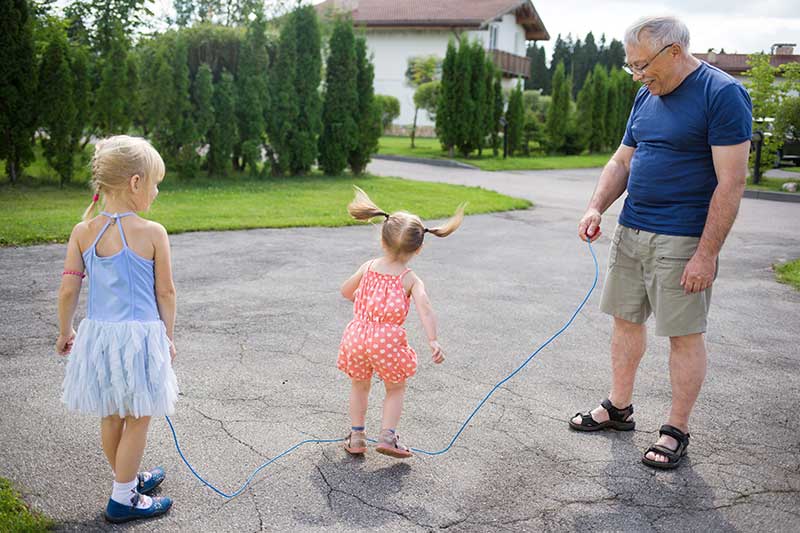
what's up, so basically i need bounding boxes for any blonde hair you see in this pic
[83,135,166,221]
[348,186,464,256]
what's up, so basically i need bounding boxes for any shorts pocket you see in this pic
[655,255,691,290]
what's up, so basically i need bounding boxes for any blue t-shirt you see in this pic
[620,62,752,237]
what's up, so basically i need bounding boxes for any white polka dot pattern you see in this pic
[337,264,417,383]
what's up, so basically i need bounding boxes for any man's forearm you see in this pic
[696,179,745,258]
[588,157,629,214]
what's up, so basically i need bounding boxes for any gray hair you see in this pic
[624,16,690,51]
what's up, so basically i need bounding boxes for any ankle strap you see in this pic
[601,398,633,420]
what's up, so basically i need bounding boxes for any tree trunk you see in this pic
[411,107,418,148]
[7,160,18,184]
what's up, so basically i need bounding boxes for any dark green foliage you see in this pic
[589,64,608,152]
[288,5,322,175]
[546,62,569,153]
[505,81,525,156]
[435,39,458,151]
[466,41,486,154]
[95,22,131,134]
[318,17,358,175]
[267,10,298,175]
[1,0,37,182]
[491,72,504,156]
[349,36,380,175]
[38,30,78,186]
[236,9,268,176]
[208,69,237,176]
[193,63,215,148]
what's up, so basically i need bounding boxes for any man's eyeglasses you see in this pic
[622,43,675,75]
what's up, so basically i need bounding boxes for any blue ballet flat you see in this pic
[104,493,172,524]
[137,466,166,494]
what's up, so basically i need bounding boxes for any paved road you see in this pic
[0,161,798,532]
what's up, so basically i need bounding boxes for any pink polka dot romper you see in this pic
[338,261,418,383]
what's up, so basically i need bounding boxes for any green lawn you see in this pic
[775,258,800,291]
[0,477,52,532]
[746,175,799,192]
[0,173,530,246]
[377,136,613,171]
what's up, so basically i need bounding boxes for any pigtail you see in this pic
[82,188,100,221]
[425,203,466,238]
[348,185,390,221]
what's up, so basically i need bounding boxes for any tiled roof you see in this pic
[316,0,549,40]
[694,52,800,74]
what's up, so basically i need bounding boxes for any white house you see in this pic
[316,0,550,129]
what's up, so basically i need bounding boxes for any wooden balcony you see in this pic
[489,49,531,79]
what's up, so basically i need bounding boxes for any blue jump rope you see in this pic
[165,238,599,499]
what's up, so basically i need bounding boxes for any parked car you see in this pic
[776,131,800,166]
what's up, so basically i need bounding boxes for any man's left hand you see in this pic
[681,253,716,294]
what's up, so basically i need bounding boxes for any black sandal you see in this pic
[569,398,635,432]
[641,424,690,470]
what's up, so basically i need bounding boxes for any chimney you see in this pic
[771,43,796,55]
[707,50,717,63]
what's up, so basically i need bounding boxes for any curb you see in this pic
[372,154,479,170]
[743,189,800,203]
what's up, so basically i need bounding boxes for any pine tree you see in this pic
[605,68,621,149]
[290,5,322,174]
[208,69,237,176]
[454,39,473,157]
[318,17,358,175]
[546,61,568,153]
[237,9,268,176]
[166,33,197,177]
[38,31,78,186]
[70,45,91,160]
[526,43,549,93]
[124,54,139,130]
[436,39,458,153]
[589,64,608,152]
[348,35,380,175]
[95,22,131,135]
[481,58,496,156]
[575,70,594,153]
[506,80,525,156]
[0,0,37,182]
[467,41,486,155]
[135,38,164,137]
[267,10,298,175]
[193,63,215,158]
[491,71,504,156]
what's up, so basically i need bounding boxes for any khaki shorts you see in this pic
[600,224,715,337]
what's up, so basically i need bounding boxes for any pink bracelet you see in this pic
[62,270,86,279]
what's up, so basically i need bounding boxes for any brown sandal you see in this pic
[344,430,367,455]
[375,430,413,459]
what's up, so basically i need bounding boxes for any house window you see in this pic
[489,25,498,50]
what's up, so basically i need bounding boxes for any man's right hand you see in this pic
[578,209,602,242]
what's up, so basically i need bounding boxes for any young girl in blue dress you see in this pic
[57,135,178,523]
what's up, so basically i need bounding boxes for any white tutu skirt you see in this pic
[62,319,179,418]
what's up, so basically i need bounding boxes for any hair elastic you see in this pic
[92,193,99,203]
[423,227,430,233]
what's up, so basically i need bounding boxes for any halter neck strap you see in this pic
[100,211,135,220]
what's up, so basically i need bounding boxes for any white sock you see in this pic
[114,470,151,483]
[111,480,152,509]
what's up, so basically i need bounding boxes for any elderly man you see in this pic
[569,16,752,469]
